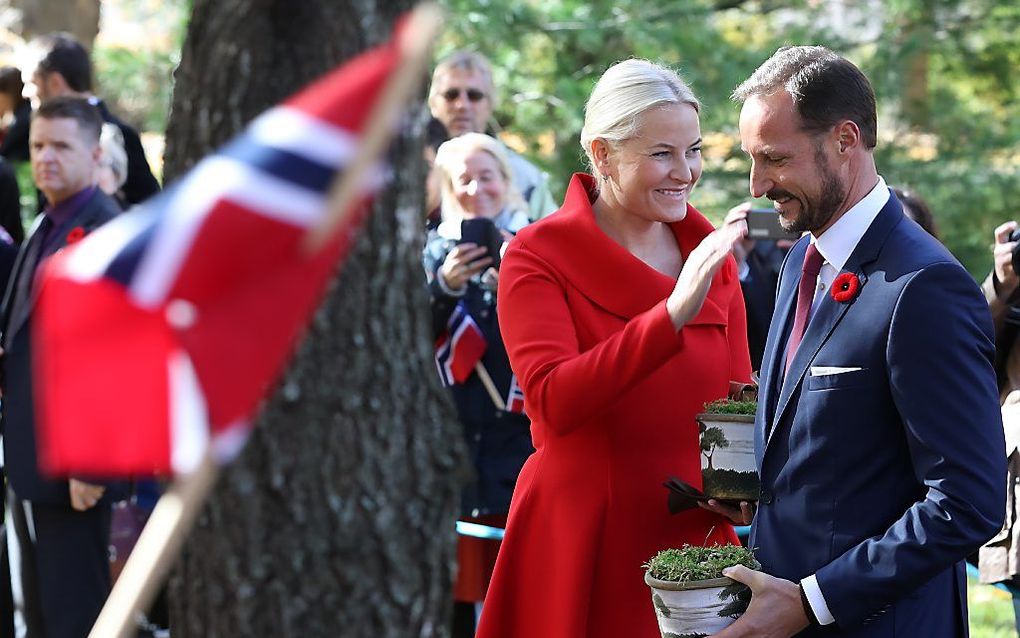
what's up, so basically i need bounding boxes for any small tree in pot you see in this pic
[643,544,760,638]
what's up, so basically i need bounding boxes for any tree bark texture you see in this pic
[10,0,100,46]
[164,1,466,636]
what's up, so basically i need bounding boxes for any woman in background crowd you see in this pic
[97,123,129,208]
[422,132,534,637]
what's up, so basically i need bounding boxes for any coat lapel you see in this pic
[764,194,904,452]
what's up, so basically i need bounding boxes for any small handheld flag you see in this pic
[435,302,487,386]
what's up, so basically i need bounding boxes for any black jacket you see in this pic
[0,157,21,244]
[0,99,31,162]
[424,228,534,516]
[1,189,121,504]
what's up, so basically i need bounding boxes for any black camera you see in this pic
[1010,228,1020,275]
[746,208,801,241]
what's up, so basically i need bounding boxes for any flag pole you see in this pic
[475,362,506,411]
[88,450,219,638]
[304,3,444,253]
[88,6,443,637]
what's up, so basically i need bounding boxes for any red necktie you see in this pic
[785,243,824,375]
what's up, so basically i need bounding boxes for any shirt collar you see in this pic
[812,176,888,273]
[44,185,96,229]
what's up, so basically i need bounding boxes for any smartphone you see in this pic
[746,208,800,241]
[460,217,502,270]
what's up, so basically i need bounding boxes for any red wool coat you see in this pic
[477,174,753,638]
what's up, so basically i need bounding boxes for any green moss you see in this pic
[702,399,757,415]
[643,544,760,584]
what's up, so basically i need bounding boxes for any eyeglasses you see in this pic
[441,88,486,103]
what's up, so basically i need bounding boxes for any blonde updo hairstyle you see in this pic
[433,132,526,223]
[580,59,700,175]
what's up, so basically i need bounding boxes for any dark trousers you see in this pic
[7,489,111,638]
[0,527,14,638]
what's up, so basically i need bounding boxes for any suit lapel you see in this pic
[4,190,111,342]
[770,274,861,438]
[2,216,49,346]
[763,194,904,453]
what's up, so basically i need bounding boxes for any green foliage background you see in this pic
[437,0,1020,277]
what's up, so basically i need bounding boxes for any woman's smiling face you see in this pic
[603,102,703,224]
[450,149,508,219]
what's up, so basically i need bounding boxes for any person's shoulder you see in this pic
[83,189,124,223]
[92,97,141,137]
[512,201,571,250]
[0,156,16,180]
[884,214,959,273]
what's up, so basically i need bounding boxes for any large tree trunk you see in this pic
[163,2,465,636]
[10,0,100,46]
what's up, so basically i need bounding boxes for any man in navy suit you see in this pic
[705,46,1006,637]
[1,97,121,638]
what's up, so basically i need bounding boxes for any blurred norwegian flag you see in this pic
[33,20,416,477]
[434,302,487,386]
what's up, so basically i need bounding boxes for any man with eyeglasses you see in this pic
[428,51,556,220]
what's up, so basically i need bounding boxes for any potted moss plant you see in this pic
[643,544,760,637]
[696,398,758,502]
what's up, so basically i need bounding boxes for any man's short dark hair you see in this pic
[0,66,24,102]
[33,32,92,93]
[732,46,877,149]
[33,97,103,144]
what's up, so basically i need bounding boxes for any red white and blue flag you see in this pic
[434,302,486,386]
[33,34,405,477]
[505,374,526,415]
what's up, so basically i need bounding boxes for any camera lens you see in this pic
[1011,228,1020,243]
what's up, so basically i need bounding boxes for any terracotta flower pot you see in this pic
[695,413,758,501]
[644,572,751,637]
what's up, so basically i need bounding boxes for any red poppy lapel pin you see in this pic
[65,226,86,245]
[831,272,861,303]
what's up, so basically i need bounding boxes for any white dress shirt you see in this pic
[799,176,889,625]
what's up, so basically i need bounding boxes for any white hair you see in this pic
[433,132,526,223]
[99,122,128,189]
[579,59,699,172]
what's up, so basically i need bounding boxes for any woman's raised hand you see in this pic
[440,243,493,291]
[666,210,747,329]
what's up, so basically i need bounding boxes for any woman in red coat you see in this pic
[476,59,752,638]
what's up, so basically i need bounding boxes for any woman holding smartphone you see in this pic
[422,132,533,636]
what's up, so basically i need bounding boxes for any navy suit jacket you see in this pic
[750,193,1006,636]
[1,189,121,504]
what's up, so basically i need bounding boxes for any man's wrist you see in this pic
[798,582,818,625]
